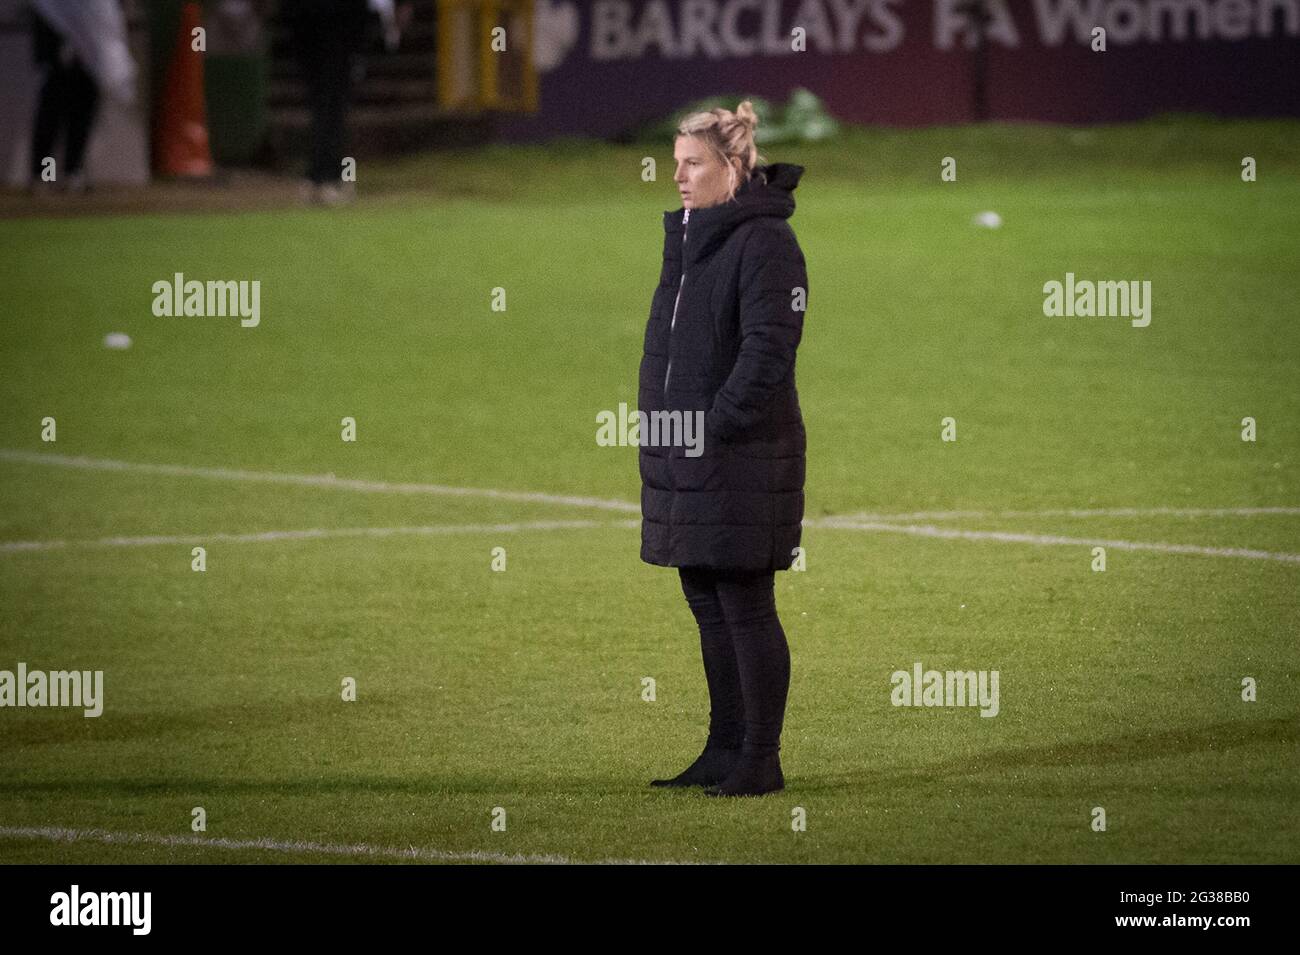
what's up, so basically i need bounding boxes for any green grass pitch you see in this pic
[0,117,1297,863]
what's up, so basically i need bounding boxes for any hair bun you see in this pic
[736,100,758,129]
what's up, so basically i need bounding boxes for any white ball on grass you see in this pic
[103,332,132,349]
[972,210,1002,228]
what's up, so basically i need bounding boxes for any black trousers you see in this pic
[30,11,100,179]
[286,0,369,184]
[678,566,791,757]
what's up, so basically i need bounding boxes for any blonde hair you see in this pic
[676,99,768,202]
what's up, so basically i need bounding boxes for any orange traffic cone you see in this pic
[153,1,213,177]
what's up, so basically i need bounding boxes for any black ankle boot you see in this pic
[702,751,784,797]
[649,743,743,788]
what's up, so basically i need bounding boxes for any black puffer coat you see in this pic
[638,162,809,572]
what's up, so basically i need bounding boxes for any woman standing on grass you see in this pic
[639,101,809,797]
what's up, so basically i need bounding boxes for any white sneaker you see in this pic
[317,181,356,206]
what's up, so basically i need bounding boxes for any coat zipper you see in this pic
[664,208,689,398]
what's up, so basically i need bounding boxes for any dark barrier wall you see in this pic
[496,0,1300,141]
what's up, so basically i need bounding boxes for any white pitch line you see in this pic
[3,450,1296,563]
[832,506,1300,522]
[7,516,1295,565]
[812,518,1300,564]
[0,519,641,554]
[0,825,714,866]
[6,450,1293,524]
[0,450,640,513]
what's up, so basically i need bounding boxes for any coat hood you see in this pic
[663,162,804,268]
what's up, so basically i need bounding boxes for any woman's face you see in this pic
[673,135,740,210]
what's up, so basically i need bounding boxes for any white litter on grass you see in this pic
[972,211,1002,229]
[103,332,132,349]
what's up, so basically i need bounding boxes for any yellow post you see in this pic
[436,0,538,113]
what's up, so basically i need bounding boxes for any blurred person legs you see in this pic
[29,9,101,193]
[286,0,368,201]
